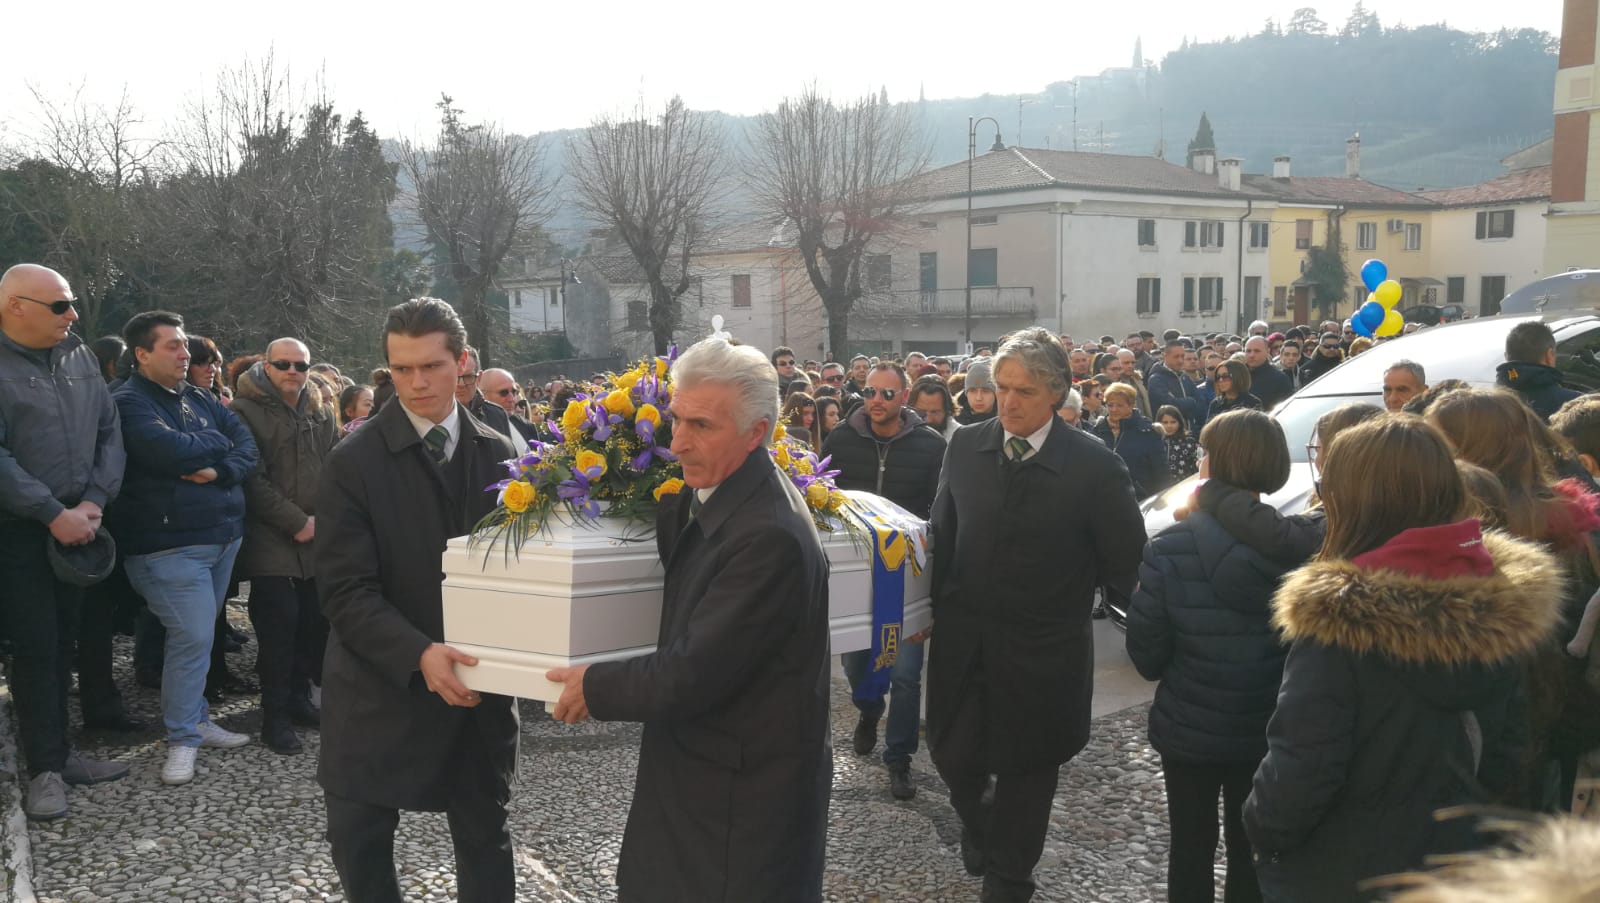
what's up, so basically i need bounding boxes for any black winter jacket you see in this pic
[1248,363,1294,410]
[820,407,945,518]
[1299,350,1344,384]
[1091,413,1171,500]
[1496,360,1581,422]
[1244,529,1563,903]
[1127,493,1296,765]
[1145,363,1205,429]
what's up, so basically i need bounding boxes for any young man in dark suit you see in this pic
[315,298,519,903]
[547,338,832,903]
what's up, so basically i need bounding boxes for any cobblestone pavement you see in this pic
[25,602,1184,903]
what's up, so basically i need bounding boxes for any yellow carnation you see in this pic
[575,449,607,477]
[603,389,635,417]
[502,480,536,514]
[806,482,829,508]
[653,477,685,501]
[561,400,588,436]
[636,403,661,428]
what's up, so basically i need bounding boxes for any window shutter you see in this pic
[1504,210,1515,238]
[1476,212,1487,239]
[1185,222,1197,247]
[1217,223,1225,248]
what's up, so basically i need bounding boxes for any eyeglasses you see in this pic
[458,373,480,385]
[491,388,516,398]
[269,360,311,372]
[860,387,900,401]
[13,294,75,315]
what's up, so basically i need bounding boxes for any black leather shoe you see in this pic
[852,716,878,757]
[222,634,243,653]
[262,719,302,755]
[135,669,161,690]
[960,823,986,877]
[888,763,916,800]
[83,710,148,733]
[287,696,320,729]
[226,625,250,645]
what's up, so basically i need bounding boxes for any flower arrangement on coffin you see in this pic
[468,348,855,557]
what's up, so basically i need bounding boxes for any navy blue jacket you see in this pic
[1496,361,1581,422]
[108,374,259,555]
[1092,413,1171,500]
[1145,363,1204,430]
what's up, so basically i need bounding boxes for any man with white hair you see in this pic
[547,338,832,901]
[1248,319,1269,338]
[1243,336,1293,409]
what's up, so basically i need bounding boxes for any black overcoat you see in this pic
[314,400,519,810]
[584,448,832,903]
[927,416,1145,774]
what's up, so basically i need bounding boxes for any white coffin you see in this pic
[441,493,933,701]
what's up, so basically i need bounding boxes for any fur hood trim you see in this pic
[1381,817,1600,903]
[1272,530,1564,666]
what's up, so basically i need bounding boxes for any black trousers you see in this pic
[1162,757,1262,903]
[325,728,514,903]
[247,576,321,714]
[933,670,1060,903]
[79,557,140,718]
[0,520,80,775]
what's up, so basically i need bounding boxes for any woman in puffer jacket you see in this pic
[1127,410,1302,903]
[1244,416,1565,903]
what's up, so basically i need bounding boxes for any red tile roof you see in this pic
[1239,174,1434,208]
[910,147,1270,201]
[1417,165,1552,208]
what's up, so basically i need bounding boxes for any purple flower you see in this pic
[557,468,602,518]
[584,404,612,441]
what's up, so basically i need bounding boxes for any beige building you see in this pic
[1420,162,1552,315]
[1547,0,1600,271]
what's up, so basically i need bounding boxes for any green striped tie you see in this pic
[1007,437,1031,461]
[424,425,449,464]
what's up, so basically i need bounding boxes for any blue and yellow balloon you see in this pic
[1374,279,1403,310]
[1376,309,1404,337]
[1359,259,1388,293]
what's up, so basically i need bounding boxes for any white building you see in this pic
[1419,164,1552,316]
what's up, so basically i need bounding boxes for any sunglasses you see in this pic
[860,387,900,401]
[1214,373,1233,381]
[14,294,75,315]
[776,359,796,367]
[824,375,845,384]
[269,360,311,372]
[457,373,480,385]
[492,388,516,397]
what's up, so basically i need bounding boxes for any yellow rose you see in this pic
[575,449,607,477]
[561,400,588,436]
[774,446,793,470]
[614,369,641,391]
[636,403,661,428]
[773,423,787,441]
[502,480,536,514]
[827,490,847,512]
[656,357,669,379]
[603,389,635,418]
[653,477,685,501]
[806,482,829,508]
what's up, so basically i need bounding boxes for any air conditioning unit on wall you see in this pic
[1386,218,1405,233]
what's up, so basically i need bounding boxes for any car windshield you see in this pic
[1272,394,1382,463]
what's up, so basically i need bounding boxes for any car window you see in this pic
[1558,325,1600,392]
[1273,394,1383,463]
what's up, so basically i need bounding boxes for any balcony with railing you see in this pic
[855,286,1037,319]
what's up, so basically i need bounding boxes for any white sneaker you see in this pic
[196,720,250,749]
[162,746,197,785]
[309,685,322,709]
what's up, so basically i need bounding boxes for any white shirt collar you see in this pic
[1003,418,1053,461]
[401,401,462,462]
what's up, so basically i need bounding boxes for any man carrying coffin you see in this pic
[547,338,832,902]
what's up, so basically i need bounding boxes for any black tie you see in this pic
[424,425,449,465]
[688,492,703,521]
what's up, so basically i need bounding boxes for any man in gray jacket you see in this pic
[0,264,129,820]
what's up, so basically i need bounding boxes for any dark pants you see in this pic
[325,729,514,903]
[841,641,926,766]
[79,558,140,718]
[933,670,1060,903]
[247,577,321,715]
[1162,758,1261,903]
[0,520,80,775]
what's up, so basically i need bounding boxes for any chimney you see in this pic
[1273,155,1292,179]
[1218,158,1242,191]
[1346,133,1361,179]
[1191,148,1216,175]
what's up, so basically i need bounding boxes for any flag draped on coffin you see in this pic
[847,495,931,702]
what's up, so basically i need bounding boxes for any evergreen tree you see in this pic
[1185,113,1215,166]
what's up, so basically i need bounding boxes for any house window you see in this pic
[919,252,937,293]
[1138,219,1157,247]
[731,274,752,308]
[1136,277,1161,315]
[1476,210,1515,239]
[549,287,559,306]
[1481,275,1507,316]
[866,254,891,291]
[968,248,998,287]
[917,219,937,230]
[1198,276,1223,312]
[513,290,522,308]
[1357,222,1377,250]
[1273,285,1288,318]
[1353,286,1369,307]
[1404,222,1423,251]
[970,214,998,226]
[1447,276,1465,306]
[1184,221,1198,248]
[1295,219,1313,250]
[627,300,647,330]
[1199,221,1225,248]
[1183,277,1196,312]
[1249,222,1270,248]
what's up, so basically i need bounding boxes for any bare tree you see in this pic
[747,86,929,358]
[399,97,556,361]
[568,96,724,355]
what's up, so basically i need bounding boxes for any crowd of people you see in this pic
[3,256,1598,903]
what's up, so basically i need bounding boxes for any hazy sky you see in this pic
[2,0,1564,142]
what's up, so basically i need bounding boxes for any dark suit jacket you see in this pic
[928,416,1145,774]
[585,448,832,903]
[314,400,519,810]
[467,391,514,441]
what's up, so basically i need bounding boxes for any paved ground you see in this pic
[14,604,1182,903]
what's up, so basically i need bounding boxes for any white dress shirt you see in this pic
[1003,418,1053,462]
[402,401,462,462]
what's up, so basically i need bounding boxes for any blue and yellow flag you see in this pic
[847,495,926,702]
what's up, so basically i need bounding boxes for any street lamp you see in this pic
[966,117,1006,355]
[559,258,580,337]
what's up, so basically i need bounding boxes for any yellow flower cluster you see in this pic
[502,480,537,514]
[774,445,794,470]
[636,403,661,428]
[603,389,634,417]
[773,423,787,441]
[827,490,847,512]
[613,368,642,391]
[653,477,685,501]
[575,449,607,477]
[560,400,588,437]
[806,482,829,508]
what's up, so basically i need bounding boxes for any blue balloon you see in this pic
[1358,300,1387,330]
[1360,259,1388,293]
[1351,316,1375,338]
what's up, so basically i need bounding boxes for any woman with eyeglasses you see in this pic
[1243,416,1564,903]
[1091,382,1170,499]
[1206,360,1263,421]
[1077,378,1106,430]
[1127,410,1299,903]
[1156,405,1199,482]
[186,336,225,400]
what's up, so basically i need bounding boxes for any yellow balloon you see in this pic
[1374,279,1403,309]
[1376,308,1404,337]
